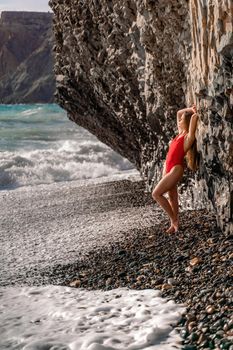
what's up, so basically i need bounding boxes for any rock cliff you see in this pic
[0,11,55,103]
[49,0,233,234]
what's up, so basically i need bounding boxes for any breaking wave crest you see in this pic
[0,140,137,189]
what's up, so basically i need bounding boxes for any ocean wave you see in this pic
[0,104,138,190]
[0,140,137,189]
[20,107,43,116]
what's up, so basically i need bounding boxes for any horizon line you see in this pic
[0,10,53,13]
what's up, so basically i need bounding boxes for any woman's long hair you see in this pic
[183,111,199,171]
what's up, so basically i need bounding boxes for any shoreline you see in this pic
[1,177,232,349]
[37,209,232,349]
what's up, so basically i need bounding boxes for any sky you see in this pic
[0,0,51,12]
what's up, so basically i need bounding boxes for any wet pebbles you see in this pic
[38,208,233,349]
[2,179,232,349]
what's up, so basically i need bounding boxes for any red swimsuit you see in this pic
[165,133,187,173]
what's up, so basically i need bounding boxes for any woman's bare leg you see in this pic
[152,166,183,232]
[166,186,179,233]
[161,165,178,233]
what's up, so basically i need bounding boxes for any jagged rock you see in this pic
[186,1,233,234]
[49,0,233,234]
[0,11,55,103]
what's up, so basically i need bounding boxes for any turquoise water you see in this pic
[0,104,86,151]
[0,104,136,189]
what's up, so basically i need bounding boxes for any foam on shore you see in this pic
[0,285,185,350]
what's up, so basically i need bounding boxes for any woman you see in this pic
[152,105,199,233]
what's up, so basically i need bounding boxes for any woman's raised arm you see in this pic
[177,105,196,132]
[185,113,199,149]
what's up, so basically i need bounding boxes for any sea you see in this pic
[0,104,185,350]
[0,104,138,190]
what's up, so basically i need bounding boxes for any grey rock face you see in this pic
[0,11,55,103]
[186,0,233,234]
[49,0,232,234]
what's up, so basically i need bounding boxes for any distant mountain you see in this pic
[0,11,55,103]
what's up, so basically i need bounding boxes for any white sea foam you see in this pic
[0,139,137,189]
[0,286,185,350]
[20,107,43,116]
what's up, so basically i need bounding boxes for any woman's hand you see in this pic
[191,104,197,114]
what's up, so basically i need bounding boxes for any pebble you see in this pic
[161,283,173,290]
[197,333,206,344]
[206,305,216,314]
[105,278,113,286]
[69,279,81,287]
[187,321,196,332]
[167,278,177,285]
[190,257,201,266]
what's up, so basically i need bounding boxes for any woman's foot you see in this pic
[166,219,179,234]
[166,224,175,233]
[172,220,179,232]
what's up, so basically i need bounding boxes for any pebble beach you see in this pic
[0,176,232,350]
